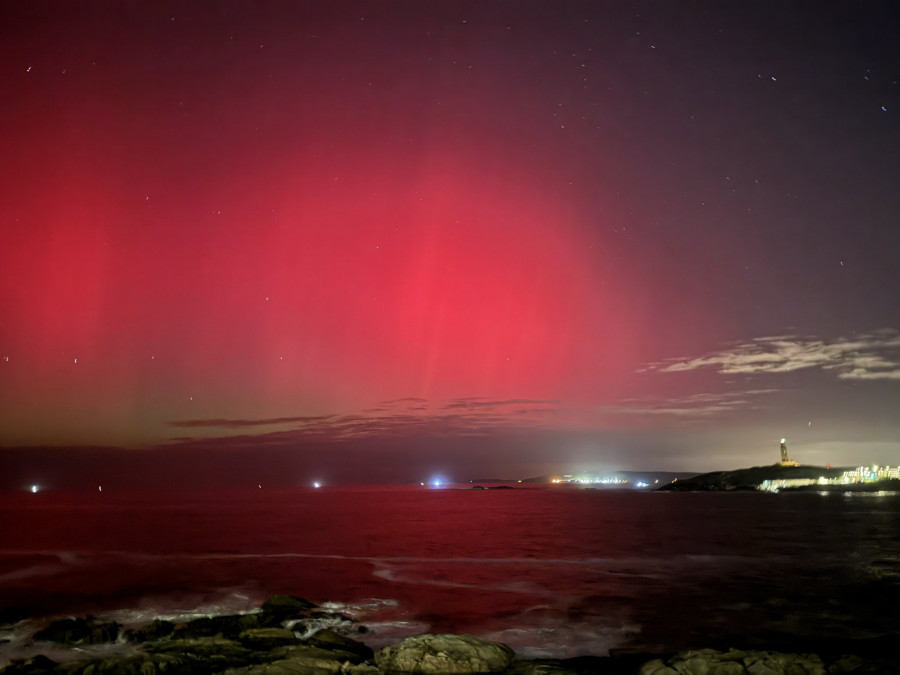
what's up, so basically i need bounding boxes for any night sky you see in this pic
[2,2,899,488]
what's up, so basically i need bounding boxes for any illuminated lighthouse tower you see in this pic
[778,438,799,467]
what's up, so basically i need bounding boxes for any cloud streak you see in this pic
[168,398,560,444]
[170,416,335,429]
[603,390,776,418]
[641,330,900,381]
[442,397,559,410]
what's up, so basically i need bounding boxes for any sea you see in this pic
[2,485,899,667]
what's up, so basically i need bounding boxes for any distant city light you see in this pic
[552,473,628,486]
[312,481,321,489]
[31,485,38,493]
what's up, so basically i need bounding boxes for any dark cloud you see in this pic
[443,398,559,410]
[169,415,335,429]
[163,399,553,452]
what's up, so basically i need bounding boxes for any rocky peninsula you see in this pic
[1,595,895,674]
[656,465,846,492]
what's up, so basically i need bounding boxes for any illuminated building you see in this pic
[778,438,799,467]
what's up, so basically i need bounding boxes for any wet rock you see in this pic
[260,595,318,626]
[178,613,260,639]
[505,662,580,675]
[33,617,120,645]
[225,655,344,674]
[304,629,373,662]
[0,655,58,675]
[239,627,302,650]
[75,652,198,675]
[375,634,515,673]
[342,665,381,675]
[147,636,261,671]
[507,656,613,675]
[124,618,175,643]
[270,644,368,666]
[224,641,376,675]
[638,648,828,675]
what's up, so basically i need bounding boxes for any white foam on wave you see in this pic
[0,620,137,669]
[1,548,774,573]
[353,620,432,649]
[98,590,263,627]
[319,598,399,615]
[484,615,641,659]
[0,551,83,585]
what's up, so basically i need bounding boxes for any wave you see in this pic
[0,548,792,567]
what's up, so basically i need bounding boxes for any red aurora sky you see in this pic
[2,2,900,486]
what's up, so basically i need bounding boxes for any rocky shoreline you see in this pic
[1,595,895,674]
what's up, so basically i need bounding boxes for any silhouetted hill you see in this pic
[657,464,846,492]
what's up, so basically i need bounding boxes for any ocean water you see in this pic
[1,486,899,666]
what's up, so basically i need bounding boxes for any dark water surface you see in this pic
[2,486,899,662]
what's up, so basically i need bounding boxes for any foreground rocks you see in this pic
[636,647,899,675]
[376,635,514,673]
[33,617,121,646]
[2,596,897,674]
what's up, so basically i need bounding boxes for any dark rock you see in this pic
[238,627,301,650]
[555,655,616,674]
[176,613,260,639]
[225,650,368,674]
[260,644,378,675]
[260,595,317,624]
[0,655,58,675]
[124,618,175,643]
[375,634,515,673]
[33,617,120,645]
[74,652,194,675]
[638,648,829,675]
[146,636,261,671]
[304,628,373,662]
[506,663,579,675]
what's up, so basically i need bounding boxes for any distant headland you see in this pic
[472,439,900,494]
[657,438,900,493]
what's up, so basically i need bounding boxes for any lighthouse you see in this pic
[778,438,799,467]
